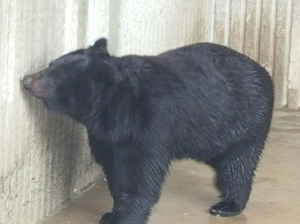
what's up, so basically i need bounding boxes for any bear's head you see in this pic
[22,38,121,122]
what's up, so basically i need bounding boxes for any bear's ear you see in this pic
[88,38,109,56]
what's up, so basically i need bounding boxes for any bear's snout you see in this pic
[23,75,34,88]
[22,73,44,98]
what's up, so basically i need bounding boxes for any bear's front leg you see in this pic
[99,145,170,224]
[99,195,152,224]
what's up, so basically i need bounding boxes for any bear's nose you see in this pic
[23,75,34,90]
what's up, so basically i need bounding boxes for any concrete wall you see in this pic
[112,0,300,109]
[0,1,109,223]
[1,0,300,223]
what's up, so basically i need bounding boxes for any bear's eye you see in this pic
[48,72,60,83]
[51,72,60,78]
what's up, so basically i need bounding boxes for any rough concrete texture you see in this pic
[1,0,300,224]
[40,110,300,224]
[0,1,109,223]
[112,0,300,109]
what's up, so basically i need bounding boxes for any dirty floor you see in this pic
[41,110,300,224]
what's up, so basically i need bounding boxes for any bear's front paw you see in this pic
[209,200,243,217]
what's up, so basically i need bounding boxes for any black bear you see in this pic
[23,38,274,224]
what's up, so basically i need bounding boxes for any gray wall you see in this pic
[1,0,300,223]
[112,0,300,109]
[0,1,110,223]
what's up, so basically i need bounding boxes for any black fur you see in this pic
[23,38,274,224]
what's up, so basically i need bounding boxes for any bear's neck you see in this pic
[83,73,146,144]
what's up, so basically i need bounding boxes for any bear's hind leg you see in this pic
[208,140,265,217]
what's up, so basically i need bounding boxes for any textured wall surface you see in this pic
[112,0,300,109]
[1,0,300,224]
[0,1,109,223]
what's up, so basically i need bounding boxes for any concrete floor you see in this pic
[41,110,300,224]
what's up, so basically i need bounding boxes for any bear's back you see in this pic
[133,43,274,158]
